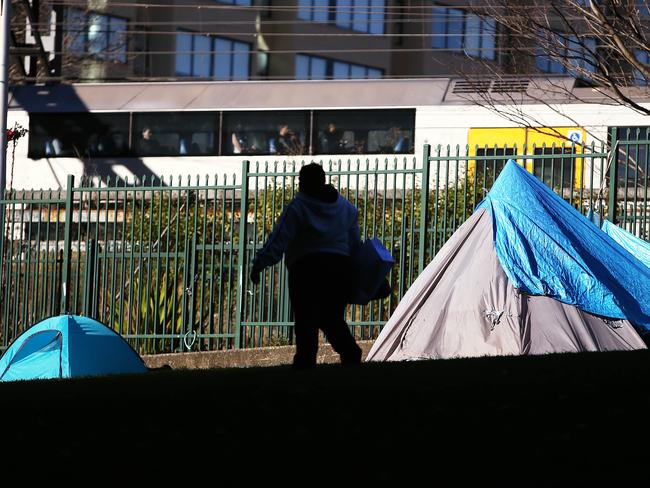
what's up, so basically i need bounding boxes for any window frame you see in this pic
[298,0,385,34]
[175,29,251,80]
[431,5,497,61]
[536,32,597,77]
[295,53,383,80]
[64,8,129,64]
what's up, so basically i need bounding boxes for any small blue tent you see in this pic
[0,315,148,382]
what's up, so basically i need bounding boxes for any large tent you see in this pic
[0,315,148,381]
[367,160,650,362]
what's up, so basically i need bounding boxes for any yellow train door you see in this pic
[468,127,585,189]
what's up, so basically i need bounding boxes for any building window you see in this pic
[431,6,496,60]
[64,9,128,63]
[536,34,596,76]
[296,54,382,79]
[217,0,252,5]
[336,0,385,34]
[298,0,329,22]
[175,31,250,80]
[298,0,385,34]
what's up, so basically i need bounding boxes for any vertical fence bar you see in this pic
[608,128,619,224]
[638,140,650,240]
[418,144,431,274]
[83,239,96,315]
[3,197,15,343]
[235,160,249,349]
[60,175,74,314]
[22,192,34,328]
[11,198,24,335]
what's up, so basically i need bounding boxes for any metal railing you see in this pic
[1,142,642,354]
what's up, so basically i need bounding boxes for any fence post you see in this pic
[82,238,96,316]
[418,144,431,274]
[607,128,619,225]
[60,175,74,314]
[235,160,250,349]
[187,235,197,339]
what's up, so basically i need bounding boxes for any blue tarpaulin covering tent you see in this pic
[585,209,650,269]
[476,160,650,334]
[600,220,650,269]
[0,315,148,382]
[368,160,648,362]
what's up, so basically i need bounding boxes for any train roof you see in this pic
[8,77,650,113]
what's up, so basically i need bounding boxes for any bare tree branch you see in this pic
[459,0,650,139]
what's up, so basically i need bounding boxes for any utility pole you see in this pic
[0,0,9,257]
[0,0,9,199]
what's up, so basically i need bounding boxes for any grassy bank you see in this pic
[3,349,650,484]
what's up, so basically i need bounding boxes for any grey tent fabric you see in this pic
[366,208,646,362]
[522,294,645,354]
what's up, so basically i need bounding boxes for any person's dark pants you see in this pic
[288,252,362,368]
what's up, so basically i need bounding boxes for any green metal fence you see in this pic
[1,142,642,354]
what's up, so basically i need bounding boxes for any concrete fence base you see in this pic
[142,340,376,370]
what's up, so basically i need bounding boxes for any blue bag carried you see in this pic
[349,238,395,305]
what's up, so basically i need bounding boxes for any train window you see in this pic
[28,113,130,159]
[222,111,308,156]
[532,147,575,189]
[132,112,218,157]
[313,109,415,155]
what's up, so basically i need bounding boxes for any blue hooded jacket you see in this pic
[252,185,361,270]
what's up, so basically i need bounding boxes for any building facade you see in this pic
[8,0,521,83]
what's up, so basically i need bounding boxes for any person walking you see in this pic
[249,163,363,368]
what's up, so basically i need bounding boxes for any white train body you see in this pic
[6,77,650,190]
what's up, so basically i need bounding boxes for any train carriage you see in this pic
[6,77,650,191]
